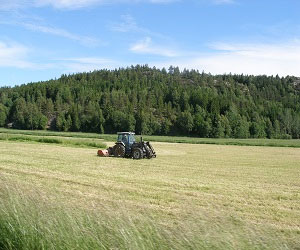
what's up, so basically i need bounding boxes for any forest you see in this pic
[0,65,300,139]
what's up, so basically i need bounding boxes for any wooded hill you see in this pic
[0,65,300,139]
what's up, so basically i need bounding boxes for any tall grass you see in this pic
[0,180,204,250]
[0,179,294,250]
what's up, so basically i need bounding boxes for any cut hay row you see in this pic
[1,127,300,148]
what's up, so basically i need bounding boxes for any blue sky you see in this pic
[0,0,300,86]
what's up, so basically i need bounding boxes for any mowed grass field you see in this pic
[2,127,300,148]
[0,133,300,249]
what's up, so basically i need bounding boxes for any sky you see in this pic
[0,0,300,86]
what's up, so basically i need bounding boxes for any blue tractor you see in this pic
[109,132,156,159]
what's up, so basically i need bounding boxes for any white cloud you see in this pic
[3,38,299,77]
[0,0,234,10]
[210,41,300,61]
[130,37,178,57]
[0,0,30,10]
[148,0,179,3]
[0,0,101,10]
[22,22,100,46]
[149,40,300,76]
[110,14,138,33]
[0,19,100,46]
[0,40,57,70]
[0,42,117,72]
[38,0,179,9]
[0,41,35,68]
[0,0,178,10]
[35,0,101,9]
[212,0,235,4]
[109,14,169,40]
[0,42,119,72]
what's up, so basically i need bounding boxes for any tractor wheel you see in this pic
[107,147,114,155]
[132,148,143,160]
[113,144,125,158]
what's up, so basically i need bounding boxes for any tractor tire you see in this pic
[113,144,125,158]
[107,147,114,155]
[132,148,143,160]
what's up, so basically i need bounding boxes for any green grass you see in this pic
[0,140,299,249]
[0,128,103,139]
[140,135,300,148]
[1,127,300,148]
[0,133,106,149]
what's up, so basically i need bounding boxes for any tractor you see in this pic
[97,132,156,159]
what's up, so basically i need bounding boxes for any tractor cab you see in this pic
[117,132,136,150]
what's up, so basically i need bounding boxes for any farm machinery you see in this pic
[97,132,156,159]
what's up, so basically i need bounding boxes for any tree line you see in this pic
[0,65,300,139]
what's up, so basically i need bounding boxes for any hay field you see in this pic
[2,128,300,148]
[0,139,300,249]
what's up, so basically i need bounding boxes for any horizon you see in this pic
[1,64,299,88]
[1,0,300,86]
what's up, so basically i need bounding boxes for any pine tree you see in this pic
[0,104,7,127]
